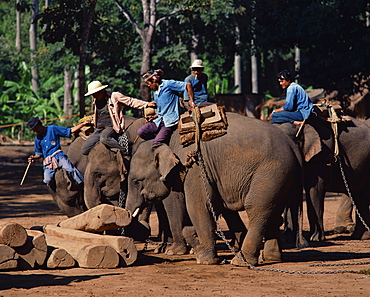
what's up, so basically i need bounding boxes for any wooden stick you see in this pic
[20,162,31,185]
[295,119,306,137]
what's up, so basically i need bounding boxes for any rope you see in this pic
[327,105,341,157]
[0,112,94,129]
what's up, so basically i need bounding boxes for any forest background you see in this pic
[0,0,369,141]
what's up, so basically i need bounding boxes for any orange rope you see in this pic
[0,112,93,129]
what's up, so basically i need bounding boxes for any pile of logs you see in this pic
[0,204,137,270]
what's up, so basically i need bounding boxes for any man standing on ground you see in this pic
[27,117,88,187]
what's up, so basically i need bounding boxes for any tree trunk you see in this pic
[78,0,96,118]
[29,0,39,91]
[295,46,301,83]
[250,0,258,94]
[63,65,73,121]
[234,25,242,94]
[16,1,21,52]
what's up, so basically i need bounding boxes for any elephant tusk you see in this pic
[132,208,140,218]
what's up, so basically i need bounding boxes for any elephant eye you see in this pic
[132,178,140,188]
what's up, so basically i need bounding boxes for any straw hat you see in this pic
[84,81,108,96]
[190,59,204,69]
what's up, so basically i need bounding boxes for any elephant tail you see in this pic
[296,204,309,249]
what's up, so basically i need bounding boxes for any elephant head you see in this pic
[125,142,180,214]
[48,136,88,217]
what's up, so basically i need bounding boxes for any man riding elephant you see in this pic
[82,80,156,155]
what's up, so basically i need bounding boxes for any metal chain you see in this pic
[118,132,129,155]
[195,150,356,275]
[309,261,370,267]
[337,156,370,232]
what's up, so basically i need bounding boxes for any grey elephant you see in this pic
[48,136,88,217]
[276,113,370,241]
[81,116,192,255]
[125,112,305,266]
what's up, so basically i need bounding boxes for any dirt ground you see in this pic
[1,144,370,297]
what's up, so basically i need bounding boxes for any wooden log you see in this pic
[0,244,18,270]
[46,247,76,269]
[45,234,119,269]
[14,230,47,269]
[58,204,132,232]
[44,225,137,266]
[0,221,28,247]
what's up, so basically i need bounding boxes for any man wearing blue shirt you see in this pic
[183,59,209,108]
[271,70,313,125]
[27,117,88,187]
[138,69,195,147]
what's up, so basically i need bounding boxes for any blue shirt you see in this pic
[34,125,71,159]
[184,73,209,106]
[153,79,187,127]
[283,82,313,120]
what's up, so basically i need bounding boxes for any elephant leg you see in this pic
[162,192,188,255]
[221,208,247,251]
[231,210,266,267]
[350,192,370,240]
[185,170,218,265]
[333,194,355,234]
[305,172,327,241]
[153,201,172,254]
[260,215,284,264]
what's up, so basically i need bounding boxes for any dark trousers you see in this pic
[81,127,121,155]
[137,121,175,146]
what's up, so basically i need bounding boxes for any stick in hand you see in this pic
[20,162,32,185]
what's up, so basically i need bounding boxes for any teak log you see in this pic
[45,234,119,269]
[0,221,28,247]
[44,225,137,266]
[0,244,18,270]
[58,204,132,232]
[46,246,76,269]
[14,230,47,269]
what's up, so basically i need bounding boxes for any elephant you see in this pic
[48,136,88,217]
[333,194,355,234]
[125,112,305,266]
[81,116,192,255]
[275,111,370,241]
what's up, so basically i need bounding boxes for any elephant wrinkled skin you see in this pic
[126,112,304,266]
[276,114,370,241]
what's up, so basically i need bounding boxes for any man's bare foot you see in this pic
[293,121,303,126]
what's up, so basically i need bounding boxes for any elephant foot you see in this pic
[333,223,355,234]
[309,231,325,242]
[154,244,167,254]
[165,243,188,255]
[194,248,218,265]
[230,251,258,267]
[259,250,282,264]
[351,230,370,240]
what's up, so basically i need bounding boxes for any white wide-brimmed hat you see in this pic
[190,59,204,69]
[84,81,109,96]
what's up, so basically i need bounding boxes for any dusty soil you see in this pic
[1,144,370,297]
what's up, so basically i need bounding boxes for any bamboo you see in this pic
[20,162,32,185]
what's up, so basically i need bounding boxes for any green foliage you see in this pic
[0,63,66,140]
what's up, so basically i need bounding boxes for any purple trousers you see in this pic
[137,121,175,146]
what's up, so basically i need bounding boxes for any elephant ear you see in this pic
[302,124,322,162]
[153,144,179,181]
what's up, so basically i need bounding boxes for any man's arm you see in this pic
[71,121,90,134]
[186,82,195,108]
